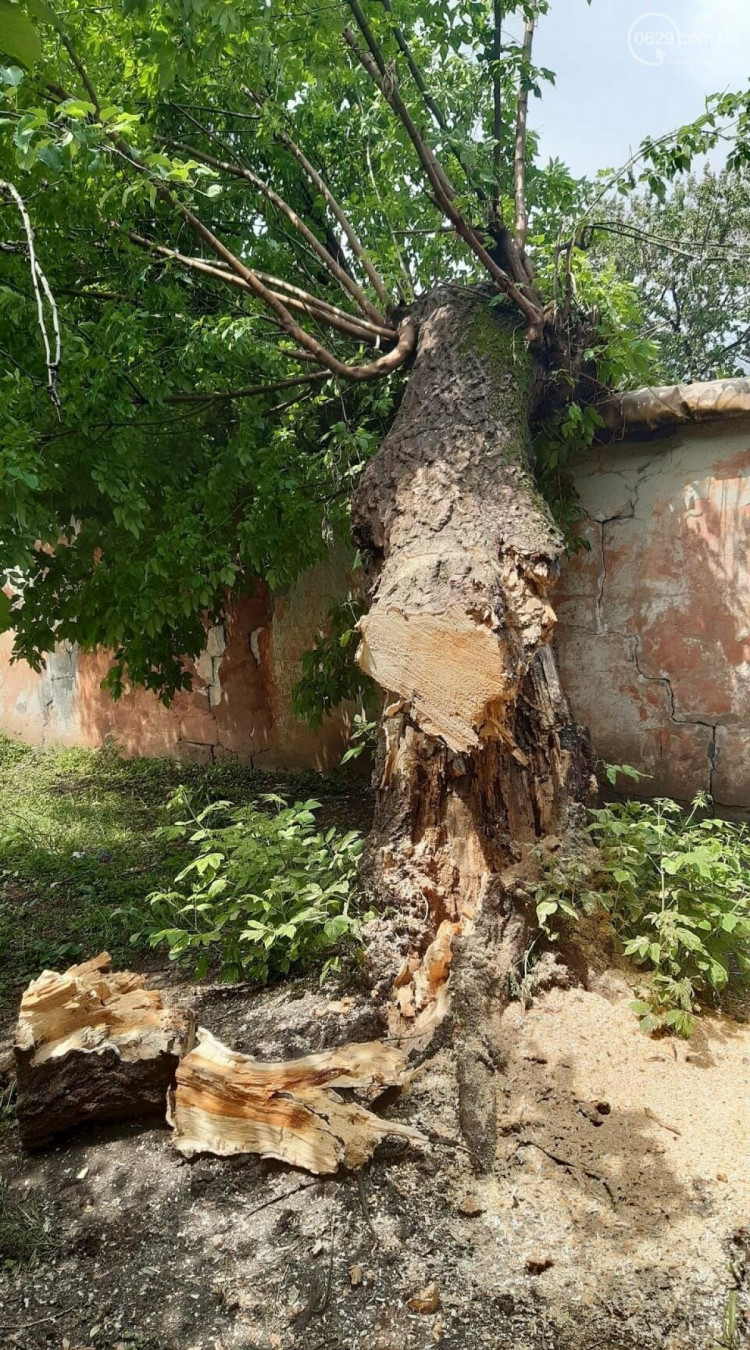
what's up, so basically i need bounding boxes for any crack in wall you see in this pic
[630,635,719,798]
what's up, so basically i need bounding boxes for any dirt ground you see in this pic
[0,963,748,1350]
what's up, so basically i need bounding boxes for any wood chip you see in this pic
[407,1281,440,1314]
[644,1106,682,1136]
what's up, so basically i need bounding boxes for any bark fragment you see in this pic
[15,952,190,1148]
[169,1028,424,1173]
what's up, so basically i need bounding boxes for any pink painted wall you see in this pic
[2,421,749,802]
[0,556,354,772]
[555,419,750,807]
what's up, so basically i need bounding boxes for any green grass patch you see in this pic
[0,736,369,1007]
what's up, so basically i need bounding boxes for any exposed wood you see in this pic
[600,377,750,433]
[354,288,559,758]
[15,953,190,1148]
[352,287,592,1166]
[169,1029,424,1173]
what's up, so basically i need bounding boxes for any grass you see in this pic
[0,1177,57,1264]
[0,736,370,1008]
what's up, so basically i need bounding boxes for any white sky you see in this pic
[527,0,750,177]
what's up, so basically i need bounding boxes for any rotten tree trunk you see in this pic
[352,287,591,1169]
[15,953,190,1148]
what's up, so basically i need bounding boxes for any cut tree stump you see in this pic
[169,1027,424,1173]
[15,952,190,1148]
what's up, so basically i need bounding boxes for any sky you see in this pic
[525,0,750,178]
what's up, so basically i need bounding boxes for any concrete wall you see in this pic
[2,421,749,798]
[555,420,750,807]
[0,557,355,771]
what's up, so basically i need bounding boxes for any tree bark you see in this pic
[352,287,591,1169]
[15,953,190,1148]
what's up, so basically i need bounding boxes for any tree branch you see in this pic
[244,87,390,310]
[345,1,457,204]
[513,1,536,254]
[126,233,394,344]
[376,0,446,133]
[161,138,387,326]
[343,24,543,331]
[492,0,503,222]
[0,179,60,410]
[166,372,330,404]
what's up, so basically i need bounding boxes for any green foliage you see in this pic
[145,789,366,983]
[531,791,750,1036]
[533,257,660,548]
[0,734,361,1001]
[0,0,586,695]
[0,0,748,702]
[340,710,379,765]
[587,168,750,383]
[292,588,377,730]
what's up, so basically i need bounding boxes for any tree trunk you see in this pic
[352,287,592,1169]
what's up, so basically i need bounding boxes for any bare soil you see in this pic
[0,963,748,1350]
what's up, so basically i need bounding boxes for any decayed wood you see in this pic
[352,288,592,1165]
[169,1028,423,1173]
[15,953,190,1147]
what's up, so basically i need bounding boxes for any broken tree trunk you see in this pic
[15,953,190,1148]
[169,1028,423,1173]
[352,287,592,1169]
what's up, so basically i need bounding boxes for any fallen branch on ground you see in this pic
[168,1027,424,1173]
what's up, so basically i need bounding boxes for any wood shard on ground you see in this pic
[15,952,190,1148]
[169,1027,425,1173]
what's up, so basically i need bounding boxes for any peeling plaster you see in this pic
[557,421,750,809]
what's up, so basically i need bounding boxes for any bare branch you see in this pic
[167,372,330,404]
[54,21,100,115]
[343,24,543,331]
[377,0,447,133]
[161,138,387,326]
[375,0,492,208]
[345,2,457,204]
[126,233,395,344]
[0,180,61,410]
[492,0,503,222]
[243,89,390,310]
[513,2,536,253]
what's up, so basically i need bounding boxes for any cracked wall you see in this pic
[555,420,750,809]
[0,555,355,772]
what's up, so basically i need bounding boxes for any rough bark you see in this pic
[352,287,592,1168]
[15,953,190,1148]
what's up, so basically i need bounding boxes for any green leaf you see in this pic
[0,1,41,67]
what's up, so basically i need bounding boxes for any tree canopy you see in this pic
[1,0,749,701]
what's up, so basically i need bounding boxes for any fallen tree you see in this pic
[2,0,748,1170]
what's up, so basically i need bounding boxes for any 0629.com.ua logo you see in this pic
[628,12,737,67]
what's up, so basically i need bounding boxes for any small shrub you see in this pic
[531,790,750,1035]
[145,789,366,983]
